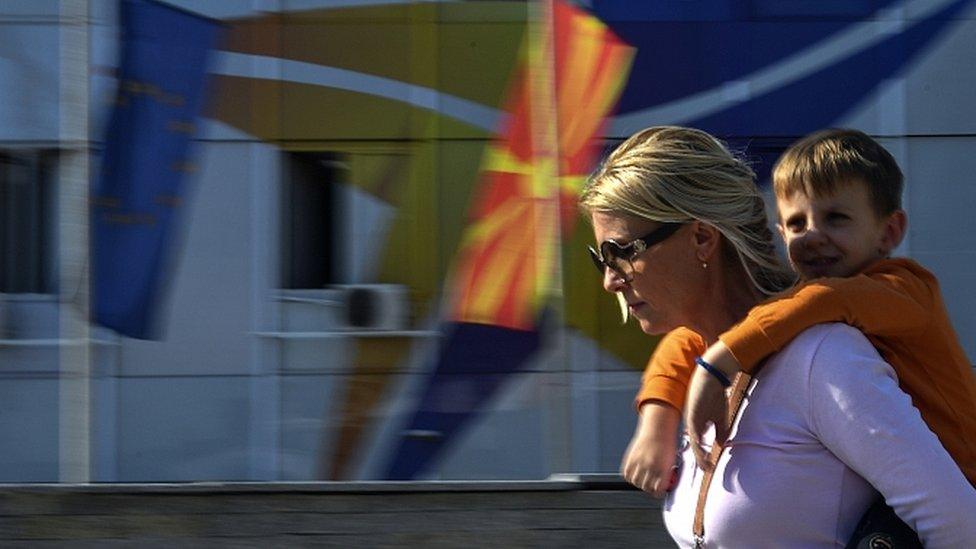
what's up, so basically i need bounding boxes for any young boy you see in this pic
[621,129,976,504]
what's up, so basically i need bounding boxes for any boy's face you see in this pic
[776,180,905,280]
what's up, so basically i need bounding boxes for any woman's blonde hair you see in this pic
[580,126,795,298]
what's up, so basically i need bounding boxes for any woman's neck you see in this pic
[690,263,764,346]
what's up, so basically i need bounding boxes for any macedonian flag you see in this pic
[384,0,633,479]
[449,1,632,331]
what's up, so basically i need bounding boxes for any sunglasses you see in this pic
[588,222,683,278]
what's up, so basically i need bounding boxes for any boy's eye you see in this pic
[827,212,850,223]
[784,217,805,231]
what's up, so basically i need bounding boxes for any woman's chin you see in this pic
[635,315,666,336]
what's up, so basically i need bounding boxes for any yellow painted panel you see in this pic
[436,22,526,110]
[223,4,526,112]
[211,75,494,141]
[433,140,490,279]
[373,141,441,317]
[564,221,662,370]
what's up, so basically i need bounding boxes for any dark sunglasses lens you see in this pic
[601,242,631,271]
[601,241,628,260]
[597,242,630,277]
[587,247,605,274]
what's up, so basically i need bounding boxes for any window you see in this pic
[280,151,345,289]
[1,150,57,294]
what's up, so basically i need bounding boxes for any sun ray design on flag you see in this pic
[384,0,633,480]
[450,0,633,330]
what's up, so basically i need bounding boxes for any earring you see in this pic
[702,262,708,269]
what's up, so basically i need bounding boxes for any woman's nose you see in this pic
[602,267,629,293]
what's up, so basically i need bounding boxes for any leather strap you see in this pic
[692,372,752,548]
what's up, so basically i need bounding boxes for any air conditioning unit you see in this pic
[333,284,409,331]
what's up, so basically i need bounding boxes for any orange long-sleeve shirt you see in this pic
[635,326,703,412]
[635,257,976,484]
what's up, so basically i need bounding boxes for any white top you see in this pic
[664,323,976,548]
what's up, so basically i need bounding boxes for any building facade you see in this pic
[1,0,974,482]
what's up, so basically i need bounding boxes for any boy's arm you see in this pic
[623,328,704,496]
[634,327,704,411]
[621,401,681,497]
[720,260,934,374]
[686,259,936,467]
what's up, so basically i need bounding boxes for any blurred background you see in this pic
[1,0,974,484]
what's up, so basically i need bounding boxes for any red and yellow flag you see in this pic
[449,0,633,330]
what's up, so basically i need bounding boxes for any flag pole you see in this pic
[58,0,92,484]
[529,0,573,475]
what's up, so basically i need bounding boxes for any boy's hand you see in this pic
[684,341,741,471]
[685,368,728,470]
[620,401,681,498]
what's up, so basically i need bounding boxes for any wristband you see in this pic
[695,356,732,388]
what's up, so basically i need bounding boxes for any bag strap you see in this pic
[692,372,752,548]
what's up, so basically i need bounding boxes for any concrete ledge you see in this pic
[0,474,639,494]
[0,477,671,547]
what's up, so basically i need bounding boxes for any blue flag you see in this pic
[92,0,221,339]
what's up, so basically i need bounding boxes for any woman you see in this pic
[578,126,976,546]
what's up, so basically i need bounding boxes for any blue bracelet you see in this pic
[695,356,732,388]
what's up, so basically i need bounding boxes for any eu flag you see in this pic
[92,0,221,338]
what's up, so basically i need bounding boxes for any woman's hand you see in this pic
[620,401,681,497]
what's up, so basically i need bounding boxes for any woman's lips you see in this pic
[628,301,647,313]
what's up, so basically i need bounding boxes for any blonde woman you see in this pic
[580,126,976,546]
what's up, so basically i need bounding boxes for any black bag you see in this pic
[846,498,922,549]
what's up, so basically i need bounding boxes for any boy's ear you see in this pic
[879,209,908,254]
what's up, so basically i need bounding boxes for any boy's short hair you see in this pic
[772,128,903,217]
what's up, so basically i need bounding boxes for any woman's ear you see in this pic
[880,209,908,255]
[691,220,722,263]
